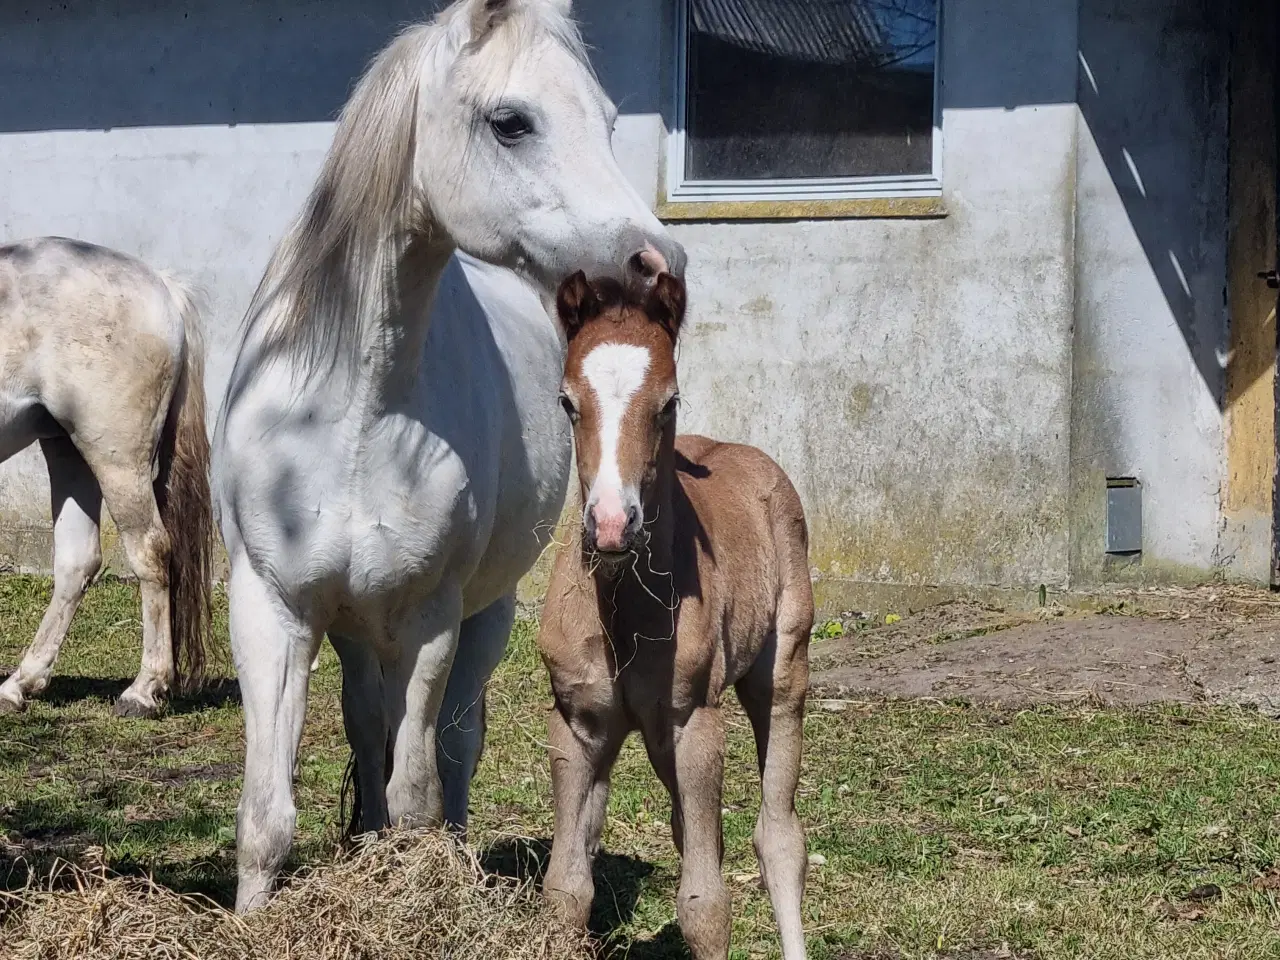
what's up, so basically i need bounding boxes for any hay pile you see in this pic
[1,830,593,960]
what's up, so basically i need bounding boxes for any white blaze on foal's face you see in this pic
[555,271,687,557]
[580,342,651,551]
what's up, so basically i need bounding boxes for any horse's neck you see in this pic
[353,235,454,409]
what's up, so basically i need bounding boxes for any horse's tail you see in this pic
[155,272,215,694]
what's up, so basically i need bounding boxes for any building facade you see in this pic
[0,0,1275,610]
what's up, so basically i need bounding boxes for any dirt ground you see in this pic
[808,586,1280,714]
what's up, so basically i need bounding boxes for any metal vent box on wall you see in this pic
[1106,478,1142,554]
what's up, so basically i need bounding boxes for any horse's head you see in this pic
[554,270,685,557]
[419,0,684,291]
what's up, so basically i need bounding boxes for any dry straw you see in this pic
[1,830,592,960]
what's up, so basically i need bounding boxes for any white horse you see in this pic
[0,237,214,718]
[212,0,684,911]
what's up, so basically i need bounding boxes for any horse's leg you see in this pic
[384,585,464,827]
[0,439,102,712]
[76,452,175,718]
[669,706,732,960]
[229,556,319,912]
[543,697,626,928]
[437,594,515,831]
[329,632,390,833]
[736,631,810,960]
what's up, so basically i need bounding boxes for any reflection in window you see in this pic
[684,0,937,181]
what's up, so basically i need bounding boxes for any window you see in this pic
[666,0,941,205]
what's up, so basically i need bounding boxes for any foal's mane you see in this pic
[238,0,591,383]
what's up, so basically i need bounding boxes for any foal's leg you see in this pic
[736,630,810,960]
[644,706,732,960]
[384,586,464,827]
[437,594,516,831]
[330,632,390,833]
[674,707,732,959]
[543,698,627,928]
[230,558,319,913]
[0,439,102,712]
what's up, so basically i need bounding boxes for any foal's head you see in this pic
[555,271,687,557]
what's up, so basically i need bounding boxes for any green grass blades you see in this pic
[2,576,1280,958]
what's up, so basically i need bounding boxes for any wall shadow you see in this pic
[0,0,660,132]
[0,0,430,131]
[1074,0,1232,408]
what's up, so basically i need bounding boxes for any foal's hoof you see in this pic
[0,694,27,715]
[113,693,164,719]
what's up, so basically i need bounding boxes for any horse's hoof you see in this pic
[113,694,163,719]
[0,694,27,715]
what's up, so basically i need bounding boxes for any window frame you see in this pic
[664,0,945,205]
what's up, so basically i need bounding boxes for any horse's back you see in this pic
[0,238,185,421]
[675,433,807,540]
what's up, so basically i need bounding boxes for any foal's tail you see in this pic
[768,471,816,646]
[155,273,215,693]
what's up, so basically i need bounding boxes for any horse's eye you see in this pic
[559,393,579,422]
[489,109,533,145]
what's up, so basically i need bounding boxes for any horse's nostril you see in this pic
[626,505,640,528]
[629,244,667,279]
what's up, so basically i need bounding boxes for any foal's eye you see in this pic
[489,108,533,145]
[558,393,579,422]
[657,395,679,424]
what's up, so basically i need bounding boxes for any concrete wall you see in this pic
[1071,0,1233,583]
[666,0,1082,604]
[0,0,1249,602]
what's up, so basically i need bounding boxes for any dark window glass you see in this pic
[685,0,937,181]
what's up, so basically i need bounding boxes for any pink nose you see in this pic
[630,242,668,279]
[591,504,629,552]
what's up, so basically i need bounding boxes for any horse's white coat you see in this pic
[581,342,650,521]
[0,237,211,718]
[212,0,682,912]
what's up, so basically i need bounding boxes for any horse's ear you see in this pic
[469,0,516,41]
[556,271,597,339]
[470,0,571,41]
[646,273,686,339]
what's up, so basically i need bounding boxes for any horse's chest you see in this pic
[232,414,493,604]
[338,426,495,590]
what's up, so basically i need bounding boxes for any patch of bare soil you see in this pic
[811,600,1040,667]
[809,588,1280,712]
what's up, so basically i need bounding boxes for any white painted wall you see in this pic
[0,0,1243,595]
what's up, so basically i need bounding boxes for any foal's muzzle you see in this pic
[585,500,643,555]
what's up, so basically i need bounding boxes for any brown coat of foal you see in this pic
[537,271,813,960]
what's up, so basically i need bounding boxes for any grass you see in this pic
[1,575,1280,958]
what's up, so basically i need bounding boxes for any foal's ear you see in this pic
[646,273,687,339]
[555,271,598,339]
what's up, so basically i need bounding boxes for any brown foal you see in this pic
[537,271,813,960]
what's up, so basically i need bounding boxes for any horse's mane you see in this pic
[239,0,592,383]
